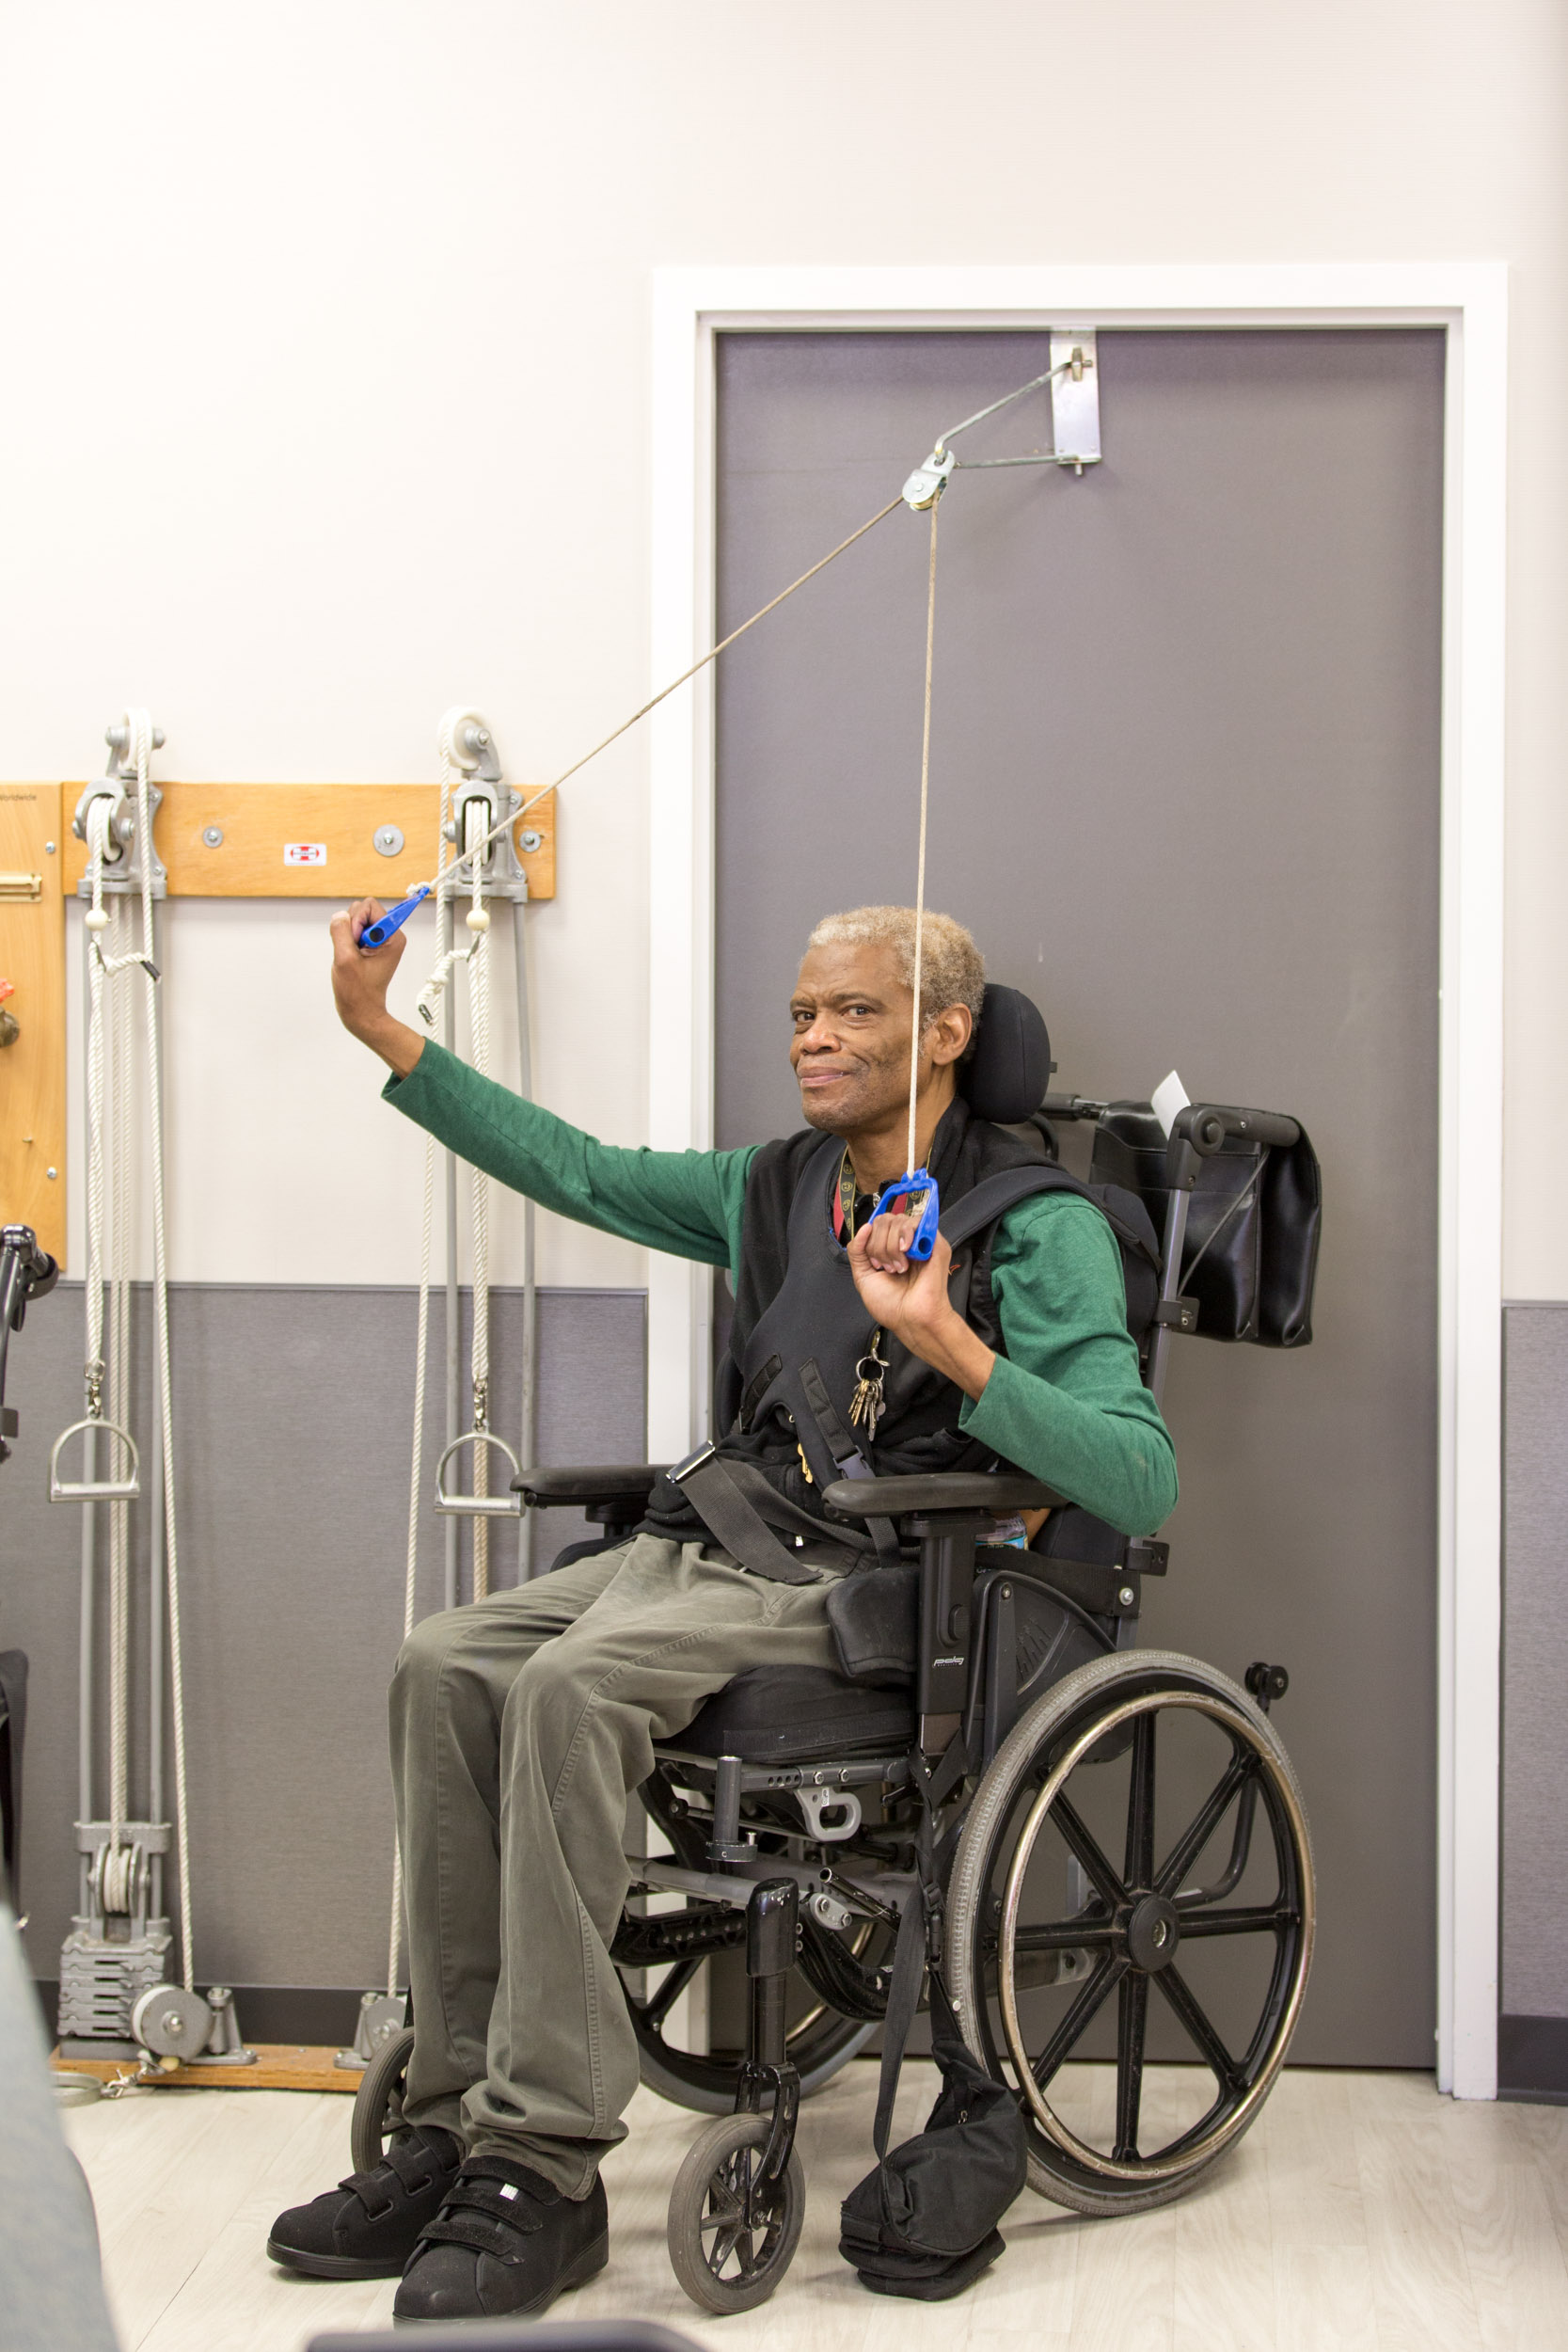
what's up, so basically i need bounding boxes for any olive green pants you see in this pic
[388,1534,840,2196]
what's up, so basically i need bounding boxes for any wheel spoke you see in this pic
[1114,1970,1149,2161]
[706,2219,744,2271]
[1011,1917,1118,1953]
[1124,1711,1157,1889]
[1156,1750,1256,1899]
[642,1953,703,2028]
[1029,1949,1129,2090]
[1178,1902,1298,1939]
[1152,1962,1246,2095]
[1051,1792,1129,1911]
[701,2174,744,2228]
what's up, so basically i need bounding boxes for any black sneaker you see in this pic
[392,2155,609,2322]
[266,2125,464,2279]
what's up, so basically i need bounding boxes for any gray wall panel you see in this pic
[715,328,1443,2064]
[0,1283,644,1994]
[1502,1301,1568,2020]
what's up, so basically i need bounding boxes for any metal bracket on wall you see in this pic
[918,330,1104,487]
[1049,330,1102,473]
[71,720,170,898]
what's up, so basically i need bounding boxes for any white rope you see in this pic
[404,500,905,1021]
[467,837,492,1599]
[401,354,1063,1017]
[83,808,137,1889]
[106,899,133,1853]
[905,503,940,1177]
[387,1126,437,1998]
[111,707,197,1989]
[412,715,496,1595]
[385,730,463,1994]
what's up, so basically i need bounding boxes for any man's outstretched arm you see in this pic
[330,899,753,1269]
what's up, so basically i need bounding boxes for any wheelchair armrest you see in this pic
[821,1472,1062,1520]
[823,1472,1062,1753]
[511,1464,668,1509]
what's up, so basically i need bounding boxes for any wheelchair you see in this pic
[353,1088,1318,2315]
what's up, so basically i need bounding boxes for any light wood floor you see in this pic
[65,2062,1568,2352]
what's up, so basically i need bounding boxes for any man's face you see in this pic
[788,943,922,1135]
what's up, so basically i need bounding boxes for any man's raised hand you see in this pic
[328,899,424,1076]
[847,1216,998,1406]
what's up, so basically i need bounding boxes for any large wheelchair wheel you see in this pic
[945,1649,1314,2217]
[625,1914,883,2114]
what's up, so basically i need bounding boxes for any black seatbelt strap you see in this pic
[940,1164,1160,1276]
[872,1733,970,2155]
[672,1446,823,1585]
[798,1360,901,1569]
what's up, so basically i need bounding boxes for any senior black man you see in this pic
[267,901,1176,2321]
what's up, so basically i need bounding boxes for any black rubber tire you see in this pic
[944,1648,1314,2218]
[667,2110,806,2314]
[349,2024,416,2176]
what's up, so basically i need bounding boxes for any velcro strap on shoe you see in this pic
[385,2136,446,2191]
[412,2162,550,2263]
[340,2169,397,2221]
[340,2130,456,2217]
[414,2201,541,2266]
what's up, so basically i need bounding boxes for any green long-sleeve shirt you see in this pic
[384,1045,1177,1535]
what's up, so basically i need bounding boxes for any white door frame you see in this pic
[645,262,1508,2101]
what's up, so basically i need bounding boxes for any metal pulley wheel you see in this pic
[131,1982,213,2062]
[439,706,495,777]
[91,1841,147,1917]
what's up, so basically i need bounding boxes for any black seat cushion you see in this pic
[669,1665,915,1763]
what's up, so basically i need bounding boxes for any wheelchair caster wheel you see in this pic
[667,2109,805,2314]
[349,2024,415,2175]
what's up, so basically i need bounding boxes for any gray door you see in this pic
[713,327,1443,2067]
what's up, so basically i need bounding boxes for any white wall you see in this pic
[2,0,1563,1293]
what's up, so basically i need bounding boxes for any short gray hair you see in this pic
[806,906,986,1050]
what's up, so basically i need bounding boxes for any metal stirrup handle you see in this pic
[434,1429,524,1518]
[49,1416,141,1502]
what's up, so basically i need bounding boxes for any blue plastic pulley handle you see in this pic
[358,882,433,951]
[870,1168,942,1262]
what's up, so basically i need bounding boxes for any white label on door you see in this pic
[283,842,327,866]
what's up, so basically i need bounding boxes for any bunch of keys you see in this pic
[848,1331,891,1439]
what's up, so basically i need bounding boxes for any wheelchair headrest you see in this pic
[958,984,1053,1125]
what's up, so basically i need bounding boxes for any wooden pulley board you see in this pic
[1,781,557,1270]
[0,783,65,1263]
[57,780,557,902]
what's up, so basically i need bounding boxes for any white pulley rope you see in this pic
[905,502,940,1176]
[82,808,140,1892]
[466,841,493,1598]
[394,355,1083,987]
[74,711,198,1980]
[385,711,498,1995]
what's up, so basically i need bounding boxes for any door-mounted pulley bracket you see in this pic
[1048,331,1101,474]
[904,331,1104,501]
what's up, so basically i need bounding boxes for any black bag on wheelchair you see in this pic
[1089,1104,1322,1346]
[839,1968,1027,2300]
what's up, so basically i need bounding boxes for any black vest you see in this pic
[641,1098,1144,1543]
